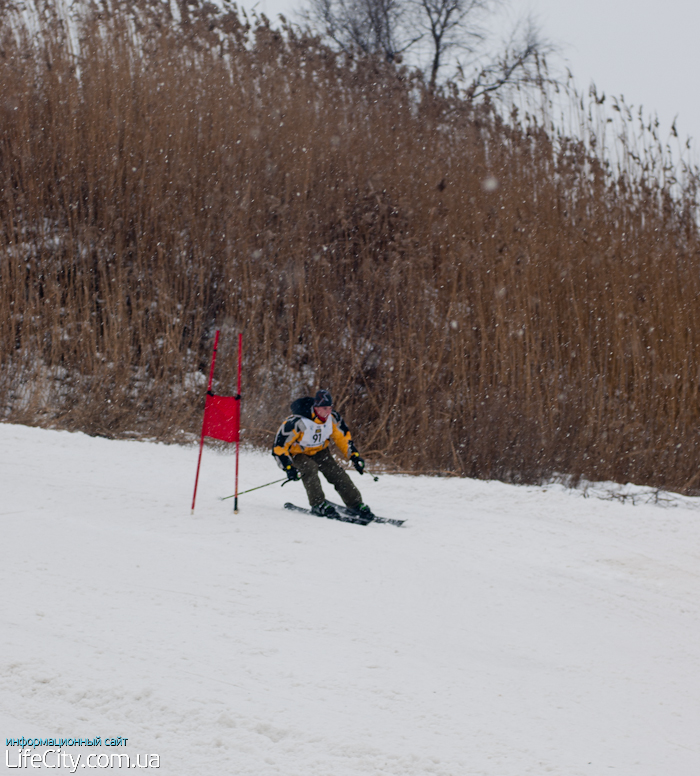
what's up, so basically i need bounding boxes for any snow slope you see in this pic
[1,423,699,775]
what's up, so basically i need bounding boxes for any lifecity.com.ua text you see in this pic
[6,748,160,770]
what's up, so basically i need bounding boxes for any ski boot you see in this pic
[311,501,341,519]
[349,503,375,524]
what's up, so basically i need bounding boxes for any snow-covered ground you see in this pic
[1,423,699,775]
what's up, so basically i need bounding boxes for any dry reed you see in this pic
[2,0,700,491]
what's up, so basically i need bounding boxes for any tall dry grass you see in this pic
[2,0,700,490]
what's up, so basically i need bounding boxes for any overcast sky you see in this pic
[513,0,700,149]
[250,0,699,154]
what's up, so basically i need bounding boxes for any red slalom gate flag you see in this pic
[191,330,243,514]
[202,393,240,443]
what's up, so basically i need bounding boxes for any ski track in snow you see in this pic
[1,423,699,775]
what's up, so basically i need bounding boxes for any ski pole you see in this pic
[355,467,379,482]
[220,477,287,500]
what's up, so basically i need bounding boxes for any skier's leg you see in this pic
[315,448,362,509]
[292,453,325,508]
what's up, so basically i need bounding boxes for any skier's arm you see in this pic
[272,417,303,472]
[331,414,365,473]
[330,411,359,459]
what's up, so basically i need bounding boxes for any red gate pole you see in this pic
[233,332,243,514]
[191,330,221,514]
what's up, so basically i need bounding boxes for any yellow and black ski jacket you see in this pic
[272,397,359,471]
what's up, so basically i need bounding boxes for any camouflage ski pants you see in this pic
[292,447,362,509]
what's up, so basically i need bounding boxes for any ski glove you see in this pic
[350,452,365,475]
[285,465,301,482]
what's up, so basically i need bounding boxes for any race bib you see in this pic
[297,416,333,449]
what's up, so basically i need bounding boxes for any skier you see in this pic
[272,389,372,520]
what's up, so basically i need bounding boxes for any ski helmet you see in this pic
[313,389,333,407]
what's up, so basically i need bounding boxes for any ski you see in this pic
[328,502,405,527]
[284,502,372,525]
[283,502,405,527]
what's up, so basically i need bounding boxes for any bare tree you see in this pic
[413,0,488,89]
[301,0,554,95]
[464,19,553,99]
[301,0,420,62]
